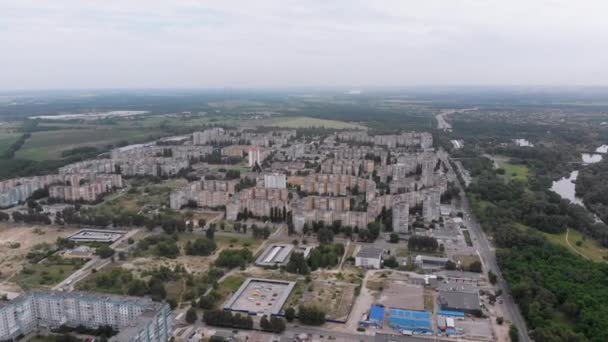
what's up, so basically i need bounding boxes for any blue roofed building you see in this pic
[359,305,385,328]
[388,309,433,334]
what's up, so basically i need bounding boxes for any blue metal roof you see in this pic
[369,305,385,322]
[437,310,465,317]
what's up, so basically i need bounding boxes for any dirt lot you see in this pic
[0,224,79,293]
[0,224,78,280]
[300,280,357,321]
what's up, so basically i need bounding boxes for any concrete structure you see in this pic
[355,246,383,269]
[302,174,376,201]
[68,229,126,243]
[225,188,289,220]
[438,290,481,314]
[392,201,409,234]
[263,173,286,189]
[255,244,295,267]
[0,291,172,342]
[414,255,448,272]
[223,278,296,316]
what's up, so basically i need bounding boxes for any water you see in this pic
[514,139,533,147]
[550,171,584,205]
[595,145,608,154]
[582,153,603,164]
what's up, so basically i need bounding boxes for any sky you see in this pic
[1,0,607,90]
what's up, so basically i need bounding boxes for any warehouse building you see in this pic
[255,244,295,267]
[387,309,432,334]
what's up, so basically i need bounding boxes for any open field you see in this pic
[0,224,78,283]
[492,156,529,183]
[17,256,85,289]
[453,254,481,268]
[0,132,20,155]
[544,229,608,262]
[15,128,165,160]
[267,116,366,130]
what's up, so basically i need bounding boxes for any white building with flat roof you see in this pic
[264,173,286,189]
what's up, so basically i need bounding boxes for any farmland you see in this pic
[15,128,165,160]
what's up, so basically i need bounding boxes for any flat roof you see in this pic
[356,246,383,259]
[438,291,480,312]
[369,305,385,322]
[223,278,296,316]
[68,229,125,243]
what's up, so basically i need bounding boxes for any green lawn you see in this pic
[494,157,529,183]
[18,257,85,289]
[544,229,608,263]
[267,116,366,129]
[15,128,165,160]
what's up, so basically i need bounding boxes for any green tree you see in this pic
[185,307,198,324]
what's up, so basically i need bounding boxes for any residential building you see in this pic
[0,291,172,342]
[392,201,409,233]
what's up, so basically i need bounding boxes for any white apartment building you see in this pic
[264,173,286,189]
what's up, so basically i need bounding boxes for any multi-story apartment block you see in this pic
[221,145,249,158]
[263,173,286,189]
[320,159,374,175]
[0,291,172,342]
[225,188,289,220]
[49,174,123,202]
[247,146,268,167]
[59,159,117,175]
[302,174,376,201]
[193,128,231,145]
[392,201,410,234]
[110,144,161,160]
[423,190,441,222]
[116,158,189,177]
[336,131,433,149]
[169,179,237,209]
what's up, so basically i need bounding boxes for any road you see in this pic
[440,149,531,342]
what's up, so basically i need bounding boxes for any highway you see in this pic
[441,149,531,342]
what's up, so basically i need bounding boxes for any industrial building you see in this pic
[438,290,481,314]
[255,244,295,267]
[387,309,433,334]
[414,255,449,272]
[0,291,172,342]
[359,305,384,328]
[355,246,383,269]
[223,278,296,316]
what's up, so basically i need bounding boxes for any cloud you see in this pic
[0,0,606,89]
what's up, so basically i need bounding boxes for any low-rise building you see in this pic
[355,246,383,269]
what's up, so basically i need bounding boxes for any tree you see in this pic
[285,252,310,275]
[284,307,296,322]
[95,245,115,259]
[509,325,519,342]
[317,228,334,245]
[389,233,399,243]
[185,307,198,324]
[488,270,497,284]
[185,238,217,256]
[298,305,326,325]
[469,260,483,273]
[383,256,399,268]
[445,260,457,270]
[206,225,216,240]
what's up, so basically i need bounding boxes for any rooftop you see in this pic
[356,246,384,259]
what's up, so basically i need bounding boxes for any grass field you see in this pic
[453,254,481,268]
[18,257,85,289]
[15,128,164,160]
[267,116,366,130]
[501,162,529,183]
[0,133,20,155]
[544,229,608,262]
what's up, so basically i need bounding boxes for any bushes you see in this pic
[408,235,439,252]
[307,243,344,271]
[260,315,286,333]
[214,248,253,269]
[203,309,253,330]
[185,238,217,256]
[298,305,326,325]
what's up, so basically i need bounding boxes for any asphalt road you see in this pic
[443,151,531,342]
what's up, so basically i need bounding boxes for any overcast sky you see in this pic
[1,0,607,90]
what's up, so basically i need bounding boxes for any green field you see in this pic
[15,128,165,160]
[18,257,85,289]
[0,133,20,155]
[544,229,608,262]
[267,116,366,129]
